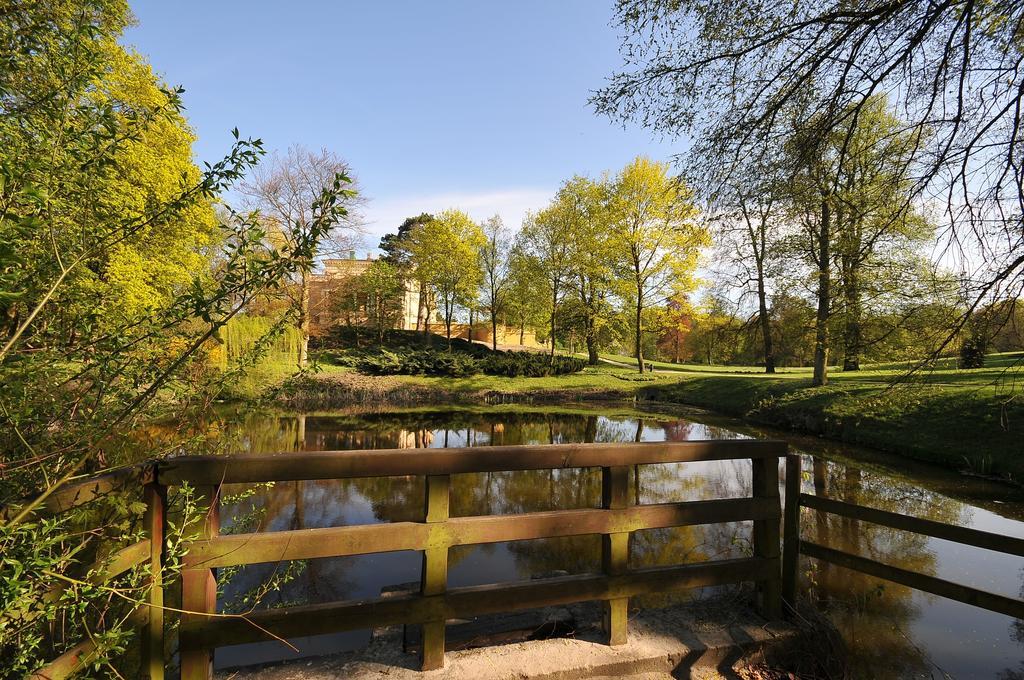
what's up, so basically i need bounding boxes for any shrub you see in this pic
[480,351,586,377]
[959,333,988,369]
[356,349,481,377]
[350,346,586,378]
[318,327,492,356]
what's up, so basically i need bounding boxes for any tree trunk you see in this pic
[634,293,645,373]
[422,300,432,345]
[491,314,498,351]
[298,272,310,369]
[549,285,557,364]
[757,273,776,374]
[519,322,525,345]
[445,302,453,349]
[586,330,599,365]
[416,281,426,332]
[812,198,831,387]
[842,259,861,371]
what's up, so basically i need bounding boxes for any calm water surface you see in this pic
[210,406,1024,678]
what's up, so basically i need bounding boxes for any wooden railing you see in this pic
[784,454,1024,621]
[159,440,790,678]
[6,466,166,680]
[22,446,1024,679]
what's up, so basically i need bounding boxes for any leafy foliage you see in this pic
[322,332,587,379]
[0,2,356,675]
[960,334,988,369]
[481,351,586,378]
[408,209,486,343]
[357,348,481,377]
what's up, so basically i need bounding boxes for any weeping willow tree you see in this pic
[210,315,304,397]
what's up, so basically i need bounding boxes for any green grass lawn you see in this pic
[310,358,679,393]
[589,351,1024,396]
[640,352,1023,480]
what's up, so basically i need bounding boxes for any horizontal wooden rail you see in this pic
[186,498,779,568]
[30,605,149,680]
[180,557,774,649]
[800,540,1024,620]
[15,440,786,678]
[799,493,1024,557]
[1,465,153,521]
[3,540,151,628]
[158,440,787,485]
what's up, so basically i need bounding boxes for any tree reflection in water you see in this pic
[204,407,1024,677]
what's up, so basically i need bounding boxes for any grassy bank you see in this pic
[281,361,677,408]
[595,352,1023,480]
[646,373,1021,480]
[288,351,1023,481]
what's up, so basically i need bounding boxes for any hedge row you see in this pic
[354,348,585,378]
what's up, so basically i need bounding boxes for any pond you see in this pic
[209,405,1024,678]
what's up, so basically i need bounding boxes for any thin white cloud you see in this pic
[354,187,553,253]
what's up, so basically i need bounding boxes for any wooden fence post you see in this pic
[782,453,801,616]
[752,456,782,619]
[602,465,630,646]
[420,474,450,671]
[142,481,166,680]
[181,484,221,680]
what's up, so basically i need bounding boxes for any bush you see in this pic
[481,351,586,377]
[350,346,586,378]
[356,349,481,377]
[317,327,492,357]
[960,333,988,369]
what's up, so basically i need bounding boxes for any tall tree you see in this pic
[783,98,930,383]
[786,117,837,386]
[380,213,433,330]
[409,209,485,347]
[361,259,405,343]
[478,215,510,350]
[594,0,1024,354]
[0,2,354,673]
[706,155,788,373]
[828,97,931,371]
[608,157,706,372]
[241,145,361,367]
[519,204,575,362]
[504,246,547,346]
[562,176,615,365]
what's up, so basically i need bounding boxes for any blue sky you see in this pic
[124,1,682,248]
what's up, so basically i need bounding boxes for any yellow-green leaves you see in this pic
[609,156,706,299]
[607,156,707,370]
[409,209,486,340]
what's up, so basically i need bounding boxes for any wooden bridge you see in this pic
[19,440,1024,679]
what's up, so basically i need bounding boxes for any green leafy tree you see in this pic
[380,213,433,330]
[784,98,930,383]
[829,97,932,371]
[608,157,707,372]
[361,259,405,343]
[409,209,484,347]
[503,246,548,346]
[562,176,616,365]
[684,294,740,365]
[478,215,510,350]
[0,3,355,675]
[595,0,1024,360]
[518,203,575,362]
